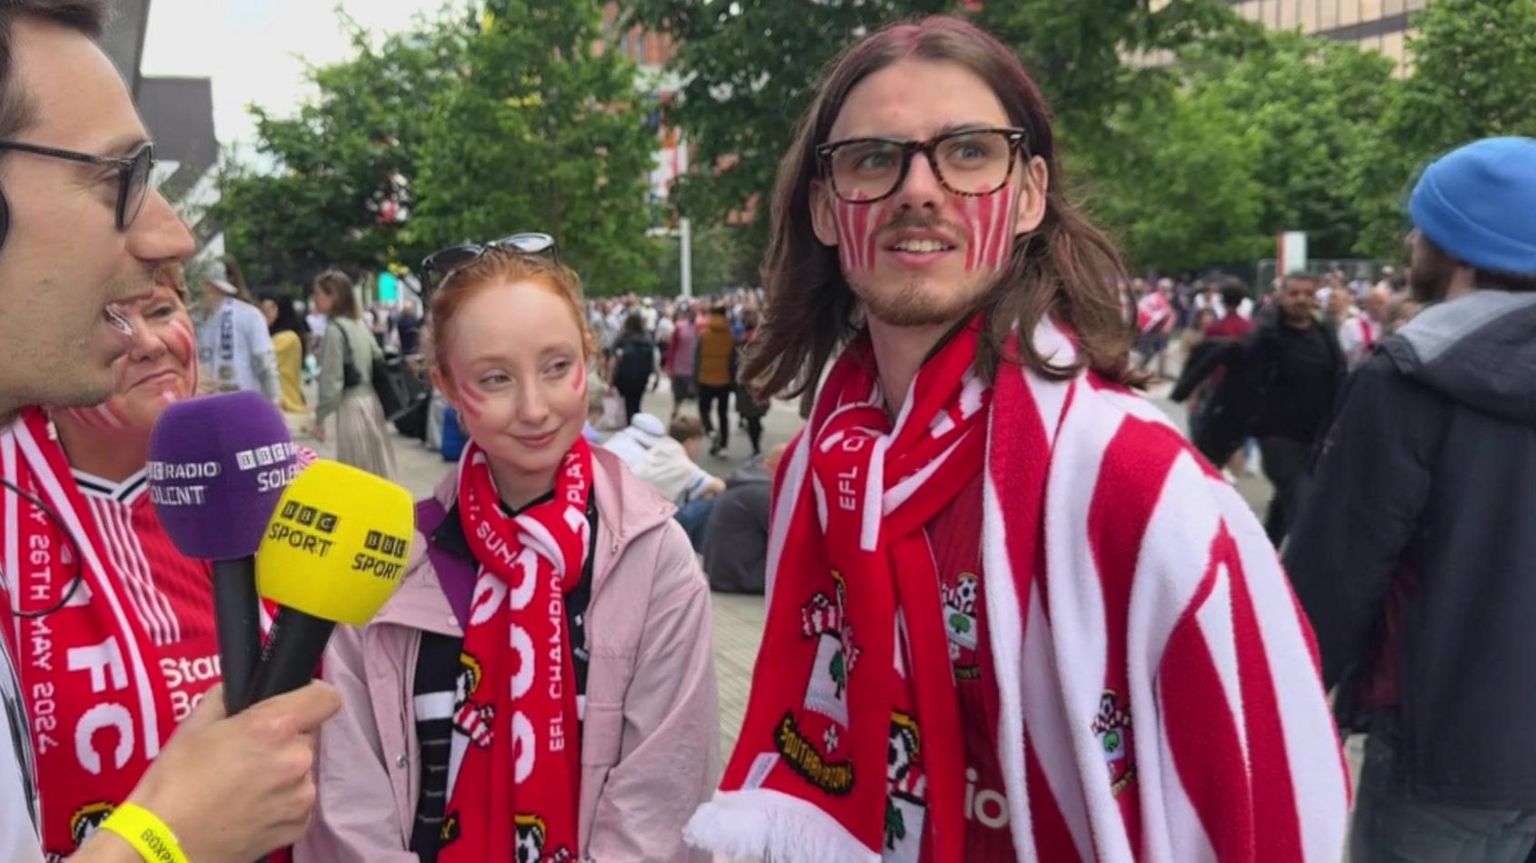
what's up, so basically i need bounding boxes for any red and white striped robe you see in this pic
[756,320,1350,861]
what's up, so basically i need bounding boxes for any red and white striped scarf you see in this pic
[0,405,313,860]
[441,438,591,863]
[688,318,1350,862]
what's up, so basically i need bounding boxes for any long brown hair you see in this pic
[312,269,361,320]
[744,15,1136,401]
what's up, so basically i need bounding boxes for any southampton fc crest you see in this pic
[514,813,574,863]
[1091,690,1136,796]
[941,572,980,680]
[800,572,860,725]
[883,712,928,863]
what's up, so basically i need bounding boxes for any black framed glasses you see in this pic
[421,232,558,295]
[0,140,154,229]
[816,127,1028,204]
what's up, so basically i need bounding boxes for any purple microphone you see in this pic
[148,391,304,713]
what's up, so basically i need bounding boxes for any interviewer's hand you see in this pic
[124,682,341,863]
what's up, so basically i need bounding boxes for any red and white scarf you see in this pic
[0,408,206,858]
[688,318,1351,862]
[441,438,591,863]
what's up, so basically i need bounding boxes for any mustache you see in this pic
[879,209,965,242]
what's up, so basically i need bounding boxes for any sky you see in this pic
[140,0,450,147]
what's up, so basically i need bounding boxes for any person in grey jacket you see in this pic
[1286,137,1536,862]
[310,269,398,480]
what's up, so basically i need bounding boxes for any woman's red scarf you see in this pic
[440,437,592,862]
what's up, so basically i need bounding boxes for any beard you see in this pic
[1410,260,1455,304]
[1410,236,1461,304]
[848,270,994,329]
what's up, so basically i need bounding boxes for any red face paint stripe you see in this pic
[962,193,988,273]
[850,199,871,272]
[169,321,198,395]
[980,193,996,271]
[861,199,884,271]
[836,199,858,274]
[994,188,1019,269]
[996,191,1008,265]
[455,375,490,420]
[972,197,984,272]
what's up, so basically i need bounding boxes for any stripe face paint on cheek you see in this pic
[452,368,491,421]
[167,318,197,395]
[960,186,1020,274]
[834,194,890,274]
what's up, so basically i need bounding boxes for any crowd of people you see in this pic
[1,4,1535,863]
[1160,268,1418,545]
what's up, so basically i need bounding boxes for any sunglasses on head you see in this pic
[421,232,558,295]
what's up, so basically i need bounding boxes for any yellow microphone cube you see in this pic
[256,460,415,626]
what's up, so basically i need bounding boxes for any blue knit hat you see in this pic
[1409,136,1536,277]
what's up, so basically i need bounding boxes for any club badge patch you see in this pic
[800,571,860,725]
[515,813,573,863]
[942,572,980,680]
[883,711,928,862]
[1092,690,1136,797]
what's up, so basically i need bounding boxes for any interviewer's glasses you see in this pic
[0,140,155,229]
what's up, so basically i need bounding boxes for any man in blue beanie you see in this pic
[1286,136,1536,861]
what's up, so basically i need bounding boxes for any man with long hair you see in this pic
[686,16,1347,862]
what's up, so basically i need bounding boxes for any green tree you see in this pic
[1350,0,1536,257]
[619,1,1239,263]
[216,2,663,297]
[1081,86,1266,272]
[409,0,662,296]
[1083,27,1399,272]
[1183,31,1397,261]
[214,16,454,288]
[649,222,749,297]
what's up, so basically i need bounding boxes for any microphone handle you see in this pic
[246,607,336,705]
[211,557,261,714]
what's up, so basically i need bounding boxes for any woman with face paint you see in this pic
[0,263,317,859]
[297,246,718,863]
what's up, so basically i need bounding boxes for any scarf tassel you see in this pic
[685,790,881,863]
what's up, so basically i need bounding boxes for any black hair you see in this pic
[258,290,309,358]
[0,1,105,139]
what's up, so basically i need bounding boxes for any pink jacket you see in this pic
[295,448,718,863]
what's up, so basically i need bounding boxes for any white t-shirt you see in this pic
[194,299,279,400]
[1338,314,1383,369]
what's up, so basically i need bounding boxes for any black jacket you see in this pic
[1173,314,1344,466]
[1284,290,1536,808]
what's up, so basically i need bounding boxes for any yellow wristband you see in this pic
[99,802,190,863]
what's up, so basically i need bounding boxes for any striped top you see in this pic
[689,318,1350,862]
